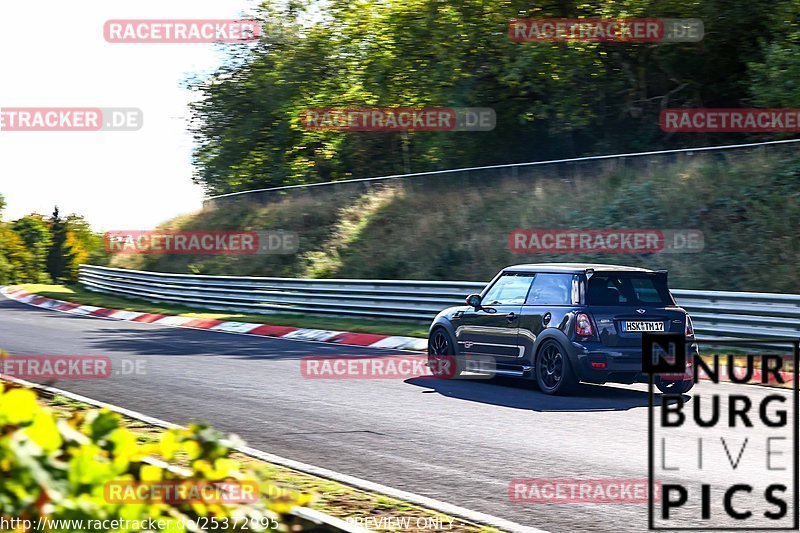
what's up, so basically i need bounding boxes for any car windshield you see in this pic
[586,273,673,306]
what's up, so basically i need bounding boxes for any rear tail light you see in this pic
[685,315,695,337]
[575,313,593,337]
[685,315,696,376]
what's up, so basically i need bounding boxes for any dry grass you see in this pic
[109,148,800,293]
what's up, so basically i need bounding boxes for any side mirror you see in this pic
[466,293,482,309]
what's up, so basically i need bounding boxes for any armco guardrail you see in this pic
[79,265,800,342]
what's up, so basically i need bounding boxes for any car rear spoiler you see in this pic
[584,268,669,283]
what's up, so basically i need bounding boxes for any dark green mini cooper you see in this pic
[427,263,697,395]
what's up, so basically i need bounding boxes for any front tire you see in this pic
[535,339,578,395]
[427,328,463,379]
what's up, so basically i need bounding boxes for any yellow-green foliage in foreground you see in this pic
[0,382,312,532]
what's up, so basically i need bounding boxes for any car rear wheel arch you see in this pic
[533,337,580,394]
[530,329,579,369]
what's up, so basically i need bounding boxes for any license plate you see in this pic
[622,321,665,332]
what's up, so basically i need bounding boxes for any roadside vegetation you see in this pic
[0,197,108,286]
[0,379,312,532]
[0,375,497,533]
[4,146,800,296]
[3,1,800,294]
[111,148,800,293]
[189,0,800,194]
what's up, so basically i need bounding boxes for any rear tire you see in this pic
[655,377,694,394]
[427,328,464,379]
[535,339,578,395]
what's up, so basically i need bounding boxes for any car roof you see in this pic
[502,262,657,274]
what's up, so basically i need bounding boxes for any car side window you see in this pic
[525,273,574,305]
[482,274,534,305]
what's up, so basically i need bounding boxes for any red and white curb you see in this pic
[0,287,428,352]
[698,362,794,387]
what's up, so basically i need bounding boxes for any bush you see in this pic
[0,381,313,532]
[0,225,38,285]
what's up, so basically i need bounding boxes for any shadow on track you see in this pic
[405,375,687,412]
[80,325,402,361]
[1,299,413,362]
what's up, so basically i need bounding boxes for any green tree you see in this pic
[188,0,798,197]
[0,195,38,284]
[0,198,103,284]
[748,1,800,107]
[65,214,110,275]
[0,226,35,285]
[12,214,52,283]
[46,207,75,282]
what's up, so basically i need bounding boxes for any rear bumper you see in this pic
[569,340,699,384]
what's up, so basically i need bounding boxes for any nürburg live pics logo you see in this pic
[645,333,799,530]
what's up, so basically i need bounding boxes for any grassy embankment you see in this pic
[110,148,800,293]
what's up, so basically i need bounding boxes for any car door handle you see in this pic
[506,312,517,322]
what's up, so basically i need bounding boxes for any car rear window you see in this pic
[586,273,673,306]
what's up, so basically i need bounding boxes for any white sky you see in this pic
[0,0,258,231]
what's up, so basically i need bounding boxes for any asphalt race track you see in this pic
[1,294,796,533]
